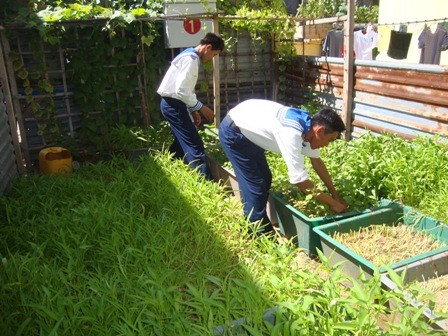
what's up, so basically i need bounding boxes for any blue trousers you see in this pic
[160,97,212,180]
[219,115,273,234]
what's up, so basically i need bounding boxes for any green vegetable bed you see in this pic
[1,150,446,334]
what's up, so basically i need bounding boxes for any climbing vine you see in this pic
[9,31,60,141]
[217,1,296,104]
[2,1,166,155]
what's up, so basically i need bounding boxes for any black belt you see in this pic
[162,96,182,104]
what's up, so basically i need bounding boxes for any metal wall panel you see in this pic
[0,87,19,195]
[286,56,448,140]
[197,31,273,116]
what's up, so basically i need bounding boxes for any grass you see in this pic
[1,153,255,334]
[1,150,447,335]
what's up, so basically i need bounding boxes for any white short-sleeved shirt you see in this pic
[228,99,320,184]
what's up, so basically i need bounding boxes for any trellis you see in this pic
[1,23,157,163]
[0,17,276,172]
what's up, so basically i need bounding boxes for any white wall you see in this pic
[377,0,448,65]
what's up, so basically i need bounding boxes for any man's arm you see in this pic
[296,178,347,213]
[310,157,348,207]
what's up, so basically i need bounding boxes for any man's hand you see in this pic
[191,111,201,126]
[330,199,348,214]
[296,179,348,214]
[199,105,214,122]
[332,194,348,209]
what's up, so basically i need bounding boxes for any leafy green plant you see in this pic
[298,0,378,23]
[200,125,229,165]
[2,0,166,151]
[300,90,322,116]
[355,5,379,23]
[219,0,296,67]
[322,133,448,219]
[203,128,448,221]
[9,40,60,139]
[108,122,172,151]
[298,0,343,19]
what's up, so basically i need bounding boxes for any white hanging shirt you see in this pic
[354,26,378,60]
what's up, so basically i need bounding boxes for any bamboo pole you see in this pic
[342,0,355,140]
[139,23,150,126]
[5,14,347,26]
[58,38,75,137]
[212,13,221,127]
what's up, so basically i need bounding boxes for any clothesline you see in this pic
[323,17,447,65]
[374,17,448,27]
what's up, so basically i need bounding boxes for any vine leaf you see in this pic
[142,35,154,46]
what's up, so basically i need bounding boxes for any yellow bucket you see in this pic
[39,147,73,175]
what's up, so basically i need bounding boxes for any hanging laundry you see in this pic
[323,29,344,57]
[418,23,448,65]
[377,25,392,52]
[353,24,378,60]
[284,0,301,16]
[440,21,448,31]
[387,30,413,59]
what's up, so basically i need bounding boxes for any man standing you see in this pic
[219,99,348,235]
[157,32,224,180]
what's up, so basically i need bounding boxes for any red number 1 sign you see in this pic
[183,19,201,35]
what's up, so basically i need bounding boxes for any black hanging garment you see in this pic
[387,30,413,59]
[284,0,301,15]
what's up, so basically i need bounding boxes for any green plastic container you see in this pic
[271,193,369,256]
[313,199,448,279]
[206,154,240,199]
[381,252,448,332]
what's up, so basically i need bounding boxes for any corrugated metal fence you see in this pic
[196,30,273,116]
[0,86,19,195]
[282,56,448,139]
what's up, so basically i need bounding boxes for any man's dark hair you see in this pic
[311,108,346,133]
[199,33,225,51]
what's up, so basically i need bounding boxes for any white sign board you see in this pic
[163,1,216,48]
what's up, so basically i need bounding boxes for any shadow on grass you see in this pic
[0,151,277,335]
